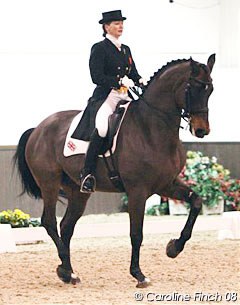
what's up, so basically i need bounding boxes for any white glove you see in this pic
[139,78,148,86]
[120,75,135,89]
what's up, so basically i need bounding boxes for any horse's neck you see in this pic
[134,63,190,138]
[138,85,182,137]
[143,89,176,113]
[123,62,190,145]
[145,66,188,108]
[128,99,181,144]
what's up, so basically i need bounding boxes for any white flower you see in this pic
[211,156,217,163]
[202,157,210,164]
[211,170,218,178]
[186,159,194,166]
[199,164,206,170]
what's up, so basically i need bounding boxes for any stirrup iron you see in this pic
[80,174,96,193]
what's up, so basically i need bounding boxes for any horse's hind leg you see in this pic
[40,179,64,272]
[159,177,202,258]
[57,182,90,284]
[39,173,72,282]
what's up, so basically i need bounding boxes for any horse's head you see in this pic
[179,54,215,138]
[141,54,215,138]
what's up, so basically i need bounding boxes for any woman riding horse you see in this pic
[14,53,215,287]
[80,10,146,193]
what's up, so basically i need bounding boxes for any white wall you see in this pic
[0,0,239,144]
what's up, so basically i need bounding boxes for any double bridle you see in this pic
[131,75,212,125]
[182,76,212,119]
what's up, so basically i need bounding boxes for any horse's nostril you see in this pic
[195,129,206,138]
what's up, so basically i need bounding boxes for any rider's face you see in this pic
[105,21,124,38]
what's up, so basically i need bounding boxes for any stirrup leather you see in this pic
[80,173,96,193]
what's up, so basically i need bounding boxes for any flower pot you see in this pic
[202,198,224,215]
[168,199,188,215]
[12,226,49,245]
[0,224,16,253]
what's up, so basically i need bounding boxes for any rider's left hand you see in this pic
[139,78,148,86]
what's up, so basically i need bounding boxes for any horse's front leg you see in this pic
[127,189,151,288]
[159,177,202,258]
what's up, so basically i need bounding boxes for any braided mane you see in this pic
[145,58,190,89]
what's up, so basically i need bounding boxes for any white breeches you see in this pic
[95,89,131,137]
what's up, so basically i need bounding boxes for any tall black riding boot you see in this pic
[80,129,104,193]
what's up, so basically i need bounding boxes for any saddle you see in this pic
[71,98,128,155]
[70,99,130,192]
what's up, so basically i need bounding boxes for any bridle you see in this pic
[131,75,212,126]
[182,76,212,119]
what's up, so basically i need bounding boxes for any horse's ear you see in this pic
[207,53,216,73]
[190,58,200,76]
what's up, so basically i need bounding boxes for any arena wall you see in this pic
[0,143,239,217]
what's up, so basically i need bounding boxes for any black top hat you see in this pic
[99,10,126,24]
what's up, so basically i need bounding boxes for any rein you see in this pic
[130,87,182,130]
[130,87,181,117]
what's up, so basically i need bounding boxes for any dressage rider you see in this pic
[80,9,146,193]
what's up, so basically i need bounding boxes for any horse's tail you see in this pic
[13,128,42,199]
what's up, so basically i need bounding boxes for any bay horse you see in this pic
[14,54,215,288]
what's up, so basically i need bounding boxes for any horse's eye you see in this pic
[205,85,209,90]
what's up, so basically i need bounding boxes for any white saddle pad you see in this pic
[63,102,130,157]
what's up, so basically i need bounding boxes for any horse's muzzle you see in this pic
[195,128,208,138]
[190,116,210,138]
[190,125,210,138]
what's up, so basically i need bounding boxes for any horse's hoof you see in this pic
[70,273,81,285]
[166,239,180,258]
[57,266,80,285]
[136,277,151,288]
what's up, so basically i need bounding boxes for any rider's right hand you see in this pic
[120,75,135,89]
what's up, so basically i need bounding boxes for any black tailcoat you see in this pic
[72,38,141,140]
[89,38,142,101]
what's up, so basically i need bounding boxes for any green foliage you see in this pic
[120,194,129,212]
[146,202,169,216]
[121,193,169,216]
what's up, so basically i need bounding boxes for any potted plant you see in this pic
[120,194,170,215]
[146,196,169,216]
[182,151,230,214]
[167,197,189,215]
[0,208,46,245]
[221,179,240,211]
[0,208,41,228]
